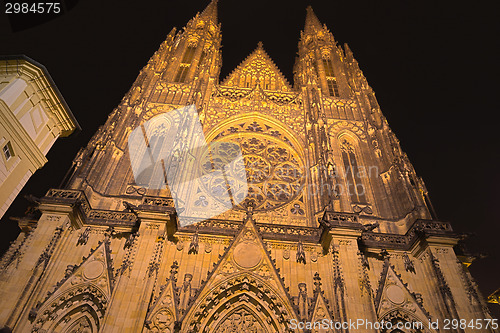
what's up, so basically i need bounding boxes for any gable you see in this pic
[145,279,179,332]
[181,216,300,331]
[375,262,430,322]
[31,241,114,332]
[310,292,335,332]
[222,42,292,91]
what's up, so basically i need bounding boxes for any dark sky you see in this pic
[1,0,498,317]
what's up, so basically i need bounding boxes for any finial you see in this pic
[380,249,390,261]
[200,0,218,22]
[304,5,323,34]
[313,272,322,292]
[170,260,179,282]
[245,201,255,221]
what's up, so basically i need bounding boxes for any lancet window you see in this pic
[175,46,197,82]
[322,58,339,97]
[341,139,367,203]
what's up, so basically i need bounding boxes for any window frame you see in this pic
[174,46,197,83]
[340,139,368,204]
[2,141,14,161]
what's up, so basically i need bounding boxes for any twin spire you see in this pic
[196,1,326,34]
[176,1,335,88]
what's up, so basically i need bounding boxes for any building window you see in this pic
[181,46,196,64]
[174,65,190,83]
[198,51,206,67]
[175,46,196,82]
[322,58,339,97]
[327,78,339,97]
[322,58,335,77]
[341,140,366,203]
[2,141,14,161]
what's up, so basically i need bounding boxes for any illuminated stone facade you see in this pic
[0,2,495,332]
[0,56,79,219]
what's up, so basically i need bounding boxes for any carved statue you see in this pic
[296,240,306,264]
[297,283,310,320]
[179,273,193,314]
[404,253,415,273]
[77,227,91,246]
[188,232,199,254]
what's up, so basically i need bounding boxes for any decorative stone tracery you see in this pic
[214,306,267,333]
[188,275,293,333]
[200,133,304,212]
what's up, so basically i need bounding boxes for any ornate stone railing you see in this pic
[414,220,453,233]
[361,220,455,250]
[215,85,300,104]
[257,223,321,242]
[361,233,411,250]
[139,196,176,212]
[321,211,360,226]
[45,188,82,200]
[41,190,457,248]
[181,218,242,235]
[42,189,138,227]
[86,210,138,226]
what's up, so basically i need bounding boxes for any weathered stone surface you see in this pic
[0,2,494,332]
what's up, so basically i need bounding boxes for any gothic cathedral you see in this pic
[0,1,495,332]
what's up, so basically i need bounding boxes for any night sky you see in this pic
[1,0,498,317]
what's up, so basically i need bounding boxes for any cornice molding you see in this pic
[38,191,459,251]
[0,56,80,136]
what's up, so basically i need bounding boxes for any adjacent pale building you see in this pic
[0,55,80,219]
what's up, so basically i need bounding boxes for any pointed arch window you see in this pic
[322,58,335,76]
[322,58,339,97]
[327,79,339,97]
[198,51,206,68]
[175,46,196,82]
[341,139,367,203]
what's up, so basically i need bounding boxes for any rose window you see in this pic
[199,134,304,211]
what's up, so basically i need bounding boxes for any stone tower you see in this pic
[0,2,495,332]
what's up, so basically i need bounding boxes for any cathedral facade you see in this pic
[0,2,495,332]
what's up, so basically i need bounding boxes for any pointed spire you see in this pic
[304,6,323,34]
[344,43,355,62]
[200,0,218,22]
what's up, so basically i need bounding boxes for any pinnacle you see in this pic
[344,43,352,54]
[200,0,218,22]
[304,5,323,34]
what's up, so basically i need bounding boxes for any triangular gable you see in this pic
[310,292,335,332]
[144,279,179,332]
[199,217,291,294]
[182,217,300,331]
[222,42,292,91]
[47,240,114,299]
[32,241,114,329]
[374,261,430,320]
